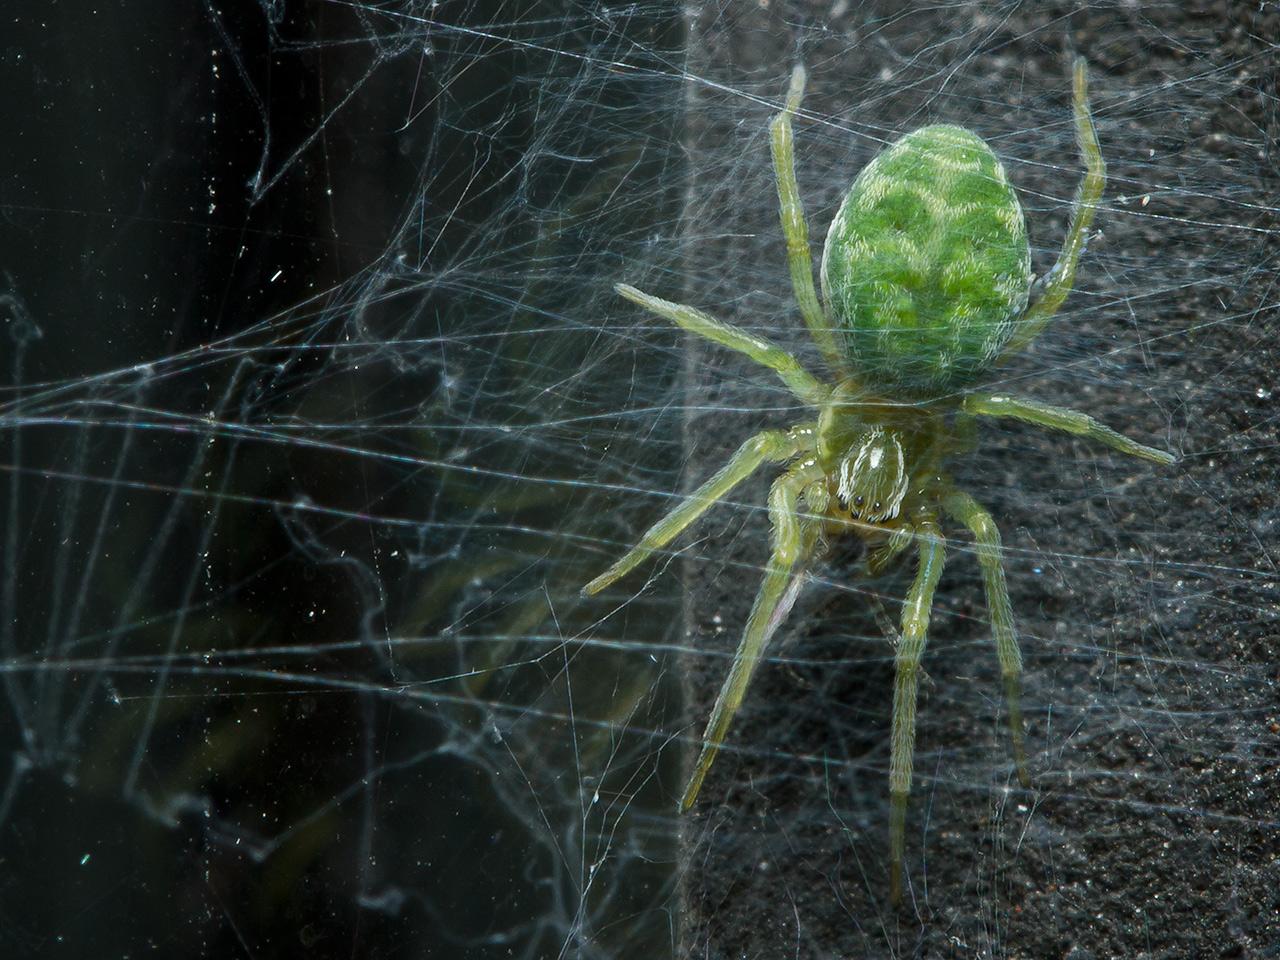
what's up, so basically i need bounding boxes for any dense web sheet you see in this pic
[1,1,1277,958]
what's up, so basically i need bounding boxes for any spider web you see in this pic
[0,1,1276,958]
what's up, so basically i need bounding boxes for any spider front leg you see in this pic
[888,518,945,906]
[941,487,1030,788]
[1002,57,1106,359]
[681,459,825,810]
[583,426,816,596]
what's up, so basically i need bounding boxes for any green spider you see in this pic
[584,59,1174,904]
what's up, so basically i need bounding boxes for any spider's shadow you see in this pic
[764,538,906,798]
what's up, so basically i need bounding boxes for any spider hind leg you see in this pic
[1000,57,1106,360]
[769,65,848,376]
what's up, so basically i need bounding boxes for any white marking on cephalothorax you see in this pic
[835,427,910,522]
[875,438,909,522]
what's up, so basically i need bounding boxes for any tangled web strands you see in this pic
[0,2,1277,958]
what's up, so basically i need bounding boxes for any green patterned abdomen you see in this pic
[821,125,1031,396]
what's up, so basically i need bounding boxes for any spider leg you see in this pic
[888,519,945,907]
[582,427,816,596]
[615,284,829,406]
[1000,57,1106,360]
[962,393,1175,464]
[769,65,849,377]
[940,487,1030,789]
[680,459,824,811]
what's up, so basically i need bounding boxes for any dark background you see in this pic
[1,1,684,956]
[0,1,1276,958]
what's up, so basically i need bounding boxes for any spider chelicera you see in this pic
[584,58,1174,904]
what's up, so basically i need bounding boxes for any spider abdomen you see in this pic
[821,124,1032,396]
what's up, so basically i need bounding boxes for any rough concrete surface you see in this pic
[674,3,1278,957]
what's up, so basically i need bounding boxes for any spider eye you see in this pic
[854,495,864,507]
[873,500,882,512]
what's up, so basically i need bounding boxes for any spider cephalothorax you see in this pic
[831,426,910,522]
[584,59,1174,905]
